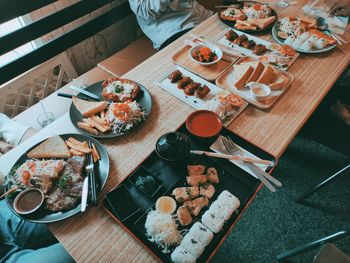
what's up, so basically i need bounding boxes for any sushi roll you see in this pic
[201,210,225,233]
[187,222,213,247]
[171,246,196,263]
[180,234,205,259]
[292,37,306,50]
[209,200,235,221]
[314,38,328,49]
[284,35,296,46]
[217,190,241,212]
[300,35,317,51]
[299,32,311,41]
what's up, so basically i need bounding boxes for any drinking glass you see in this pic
[36,112,55,128]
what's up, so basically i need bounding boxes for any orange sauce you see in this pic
[187,111,222,138]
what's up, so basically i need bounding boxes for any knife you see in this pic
[245,162,276,192]
[57,92,92,101]
[69,85,100,101]
[81,176,89,212]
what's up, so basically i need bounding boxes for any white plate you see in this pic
[155,66,248,126]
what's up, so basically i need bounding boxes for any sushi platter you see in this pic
[103,123,276,262]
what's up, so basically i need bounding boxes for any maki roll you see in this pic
[314,38,328,49]
[187,222,214,247]
[201,210,225,233]
[284,35,296,46]
[180,233,206,259]
[171,246,196,263]
[209,200,235,221]
[217,190,240,210]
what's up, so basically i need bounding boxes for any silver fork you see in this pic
[220,136,282,192]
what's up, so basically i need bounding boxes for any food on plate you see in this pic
[194,85,210,99]
[172,186,200,203]
[253,44,268,55]
[233,60,288,91]
[208,93,244,121]
[178,230,205,258]
[220,7,246,21]
[243,3,273,19]
[171,246,196,263]
[64,137,100,163]
[201,209,224,233]
[168,70,183,83]
[308,29,337,45]
[280,44,297,56]
[233,64,254,89]
[14,188,44,214]
[199,184,215,199]
[247,61,265,83]
[187,222,213,247]
[187,165,206,176]
[15,159,66,192]
[278,16,308,38]
[136,175,157,195]
[192,46,218,63]
[106,101,146,134]
[217,190,241,212]
[72,96,108,117]
[77,122,99,135]
[184,82,201,96]
[184,197,209,216]
[91,143,100,162]
[246,16,276,29]
[186,174,207,186]
[177,205,193,226]
[156,196,177,214]
[27,136,70,159]
[101,77,140,102]
[235,20,257,31]
[44,156,85,212]
[144,210,182,251]
[206,167,219,184]
[177,77,193,89]
[225,29,239,42]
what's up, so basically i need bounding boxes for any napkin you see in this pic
[303,1,349,35]
[210,136,269,179]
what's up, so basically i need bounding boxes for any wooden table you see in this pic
[1,1,349,262]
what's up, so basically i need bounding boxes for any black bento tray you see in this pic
[103,123,277,262]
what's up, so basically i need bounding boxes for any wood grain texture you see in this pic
[48,1,350,262]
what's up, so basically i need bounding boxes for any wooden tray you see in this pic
[155,65,248,126]
[216,57,294,110]
[172,45,239,81]
[103,122,277,263]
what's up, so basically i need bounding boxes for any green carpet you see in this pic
[211,130,350,262]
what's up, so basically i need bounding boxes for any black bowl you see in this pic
[155,132,190,162]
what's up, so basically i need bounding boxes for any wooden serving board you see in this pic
[172,45,239,81]
[216,57,294,110]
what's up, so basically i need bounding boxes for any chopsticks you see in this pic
[88,140,98,206]
[0,185,18,199]
[190,150,274,166]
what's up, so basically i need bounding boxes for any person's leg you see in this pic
[5,243,75,263]
[159,28,193,50]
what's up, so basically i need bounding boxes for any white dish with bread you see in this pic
[216,57,294,110]
[69,79,152,138]
[5,134,110,223]
[217,28,299,70]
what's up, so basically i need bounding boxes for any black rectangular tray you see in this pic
[103,123,277,262]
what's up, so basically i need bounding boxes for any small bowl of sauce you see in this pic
[247,82,271,101]
[186,110,223,139]
[13,188,44,215]
[156,196,177,214]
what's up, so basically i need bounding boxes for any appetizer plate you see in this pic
[172,45,239,81]
[216,57,294,110]
[5,133,110,223]
[69,81,152,139]
[218,1,277,33]
[155,66,248,126]
[272,23,337,54]
[103,122,276,263]
[216,28,299,70]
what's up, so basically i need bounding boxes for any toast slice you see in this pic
[233,64,254,89]
[27,136,71,159]
[256,65,276,85]
[72,96,108,117]
[269,73,287,90]
[248,16,276,29]
[246,61,265,83]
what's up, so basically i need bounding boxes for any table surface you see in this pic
[1,1,350,262]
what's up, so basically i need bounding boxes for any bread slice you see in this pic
[269,74,287,90]
[27,136,71,159]
[248,16,276,29]
[72,96,108,117]
[233,64,254,89]
[246,62,265,83]
[256,65,276,85]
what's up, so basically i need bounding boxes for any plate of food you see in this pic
[155,66,248,126]
[218,1,277,33]
[217,28,299,70]
[69,78,152,138]
[216,57,294,110]
[5,134,110,223]
[272,16,337,53]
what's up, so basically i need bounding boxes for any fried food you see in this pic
[69,149,84,156]
[172,186,199,203]
[177,206,193,226]
[253,44,268,55]
[225,29,239,42]
[101,76,140,102]
[66,140,92,154]
[184,82,201,96]
[91,143,100,162]
[194,85,210,99]
[200,184,215,199]
[186,174,207,186]
[206,167,219,184]
[168,70,183,83]
[77,122,98,135]
[177,77,192,89]
[184,197,209,216]
[187,165,206,176]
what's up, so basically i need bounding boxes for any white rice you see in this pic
[171,246,196,263]
[179,233,206,259]
[187,222,213,247]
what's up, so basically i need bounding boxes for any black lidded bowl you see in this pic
[155,132,191,162]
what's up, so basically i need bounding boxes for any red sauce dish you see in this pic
[186,110,223,138]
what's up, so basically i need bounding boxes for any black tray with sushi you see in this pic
[103,123,277,262]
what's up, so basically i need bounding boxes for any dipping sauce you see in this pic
[14,188,44,214]
[186,110,222,138]
[252,87,268,96]
[156,196,177,214]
